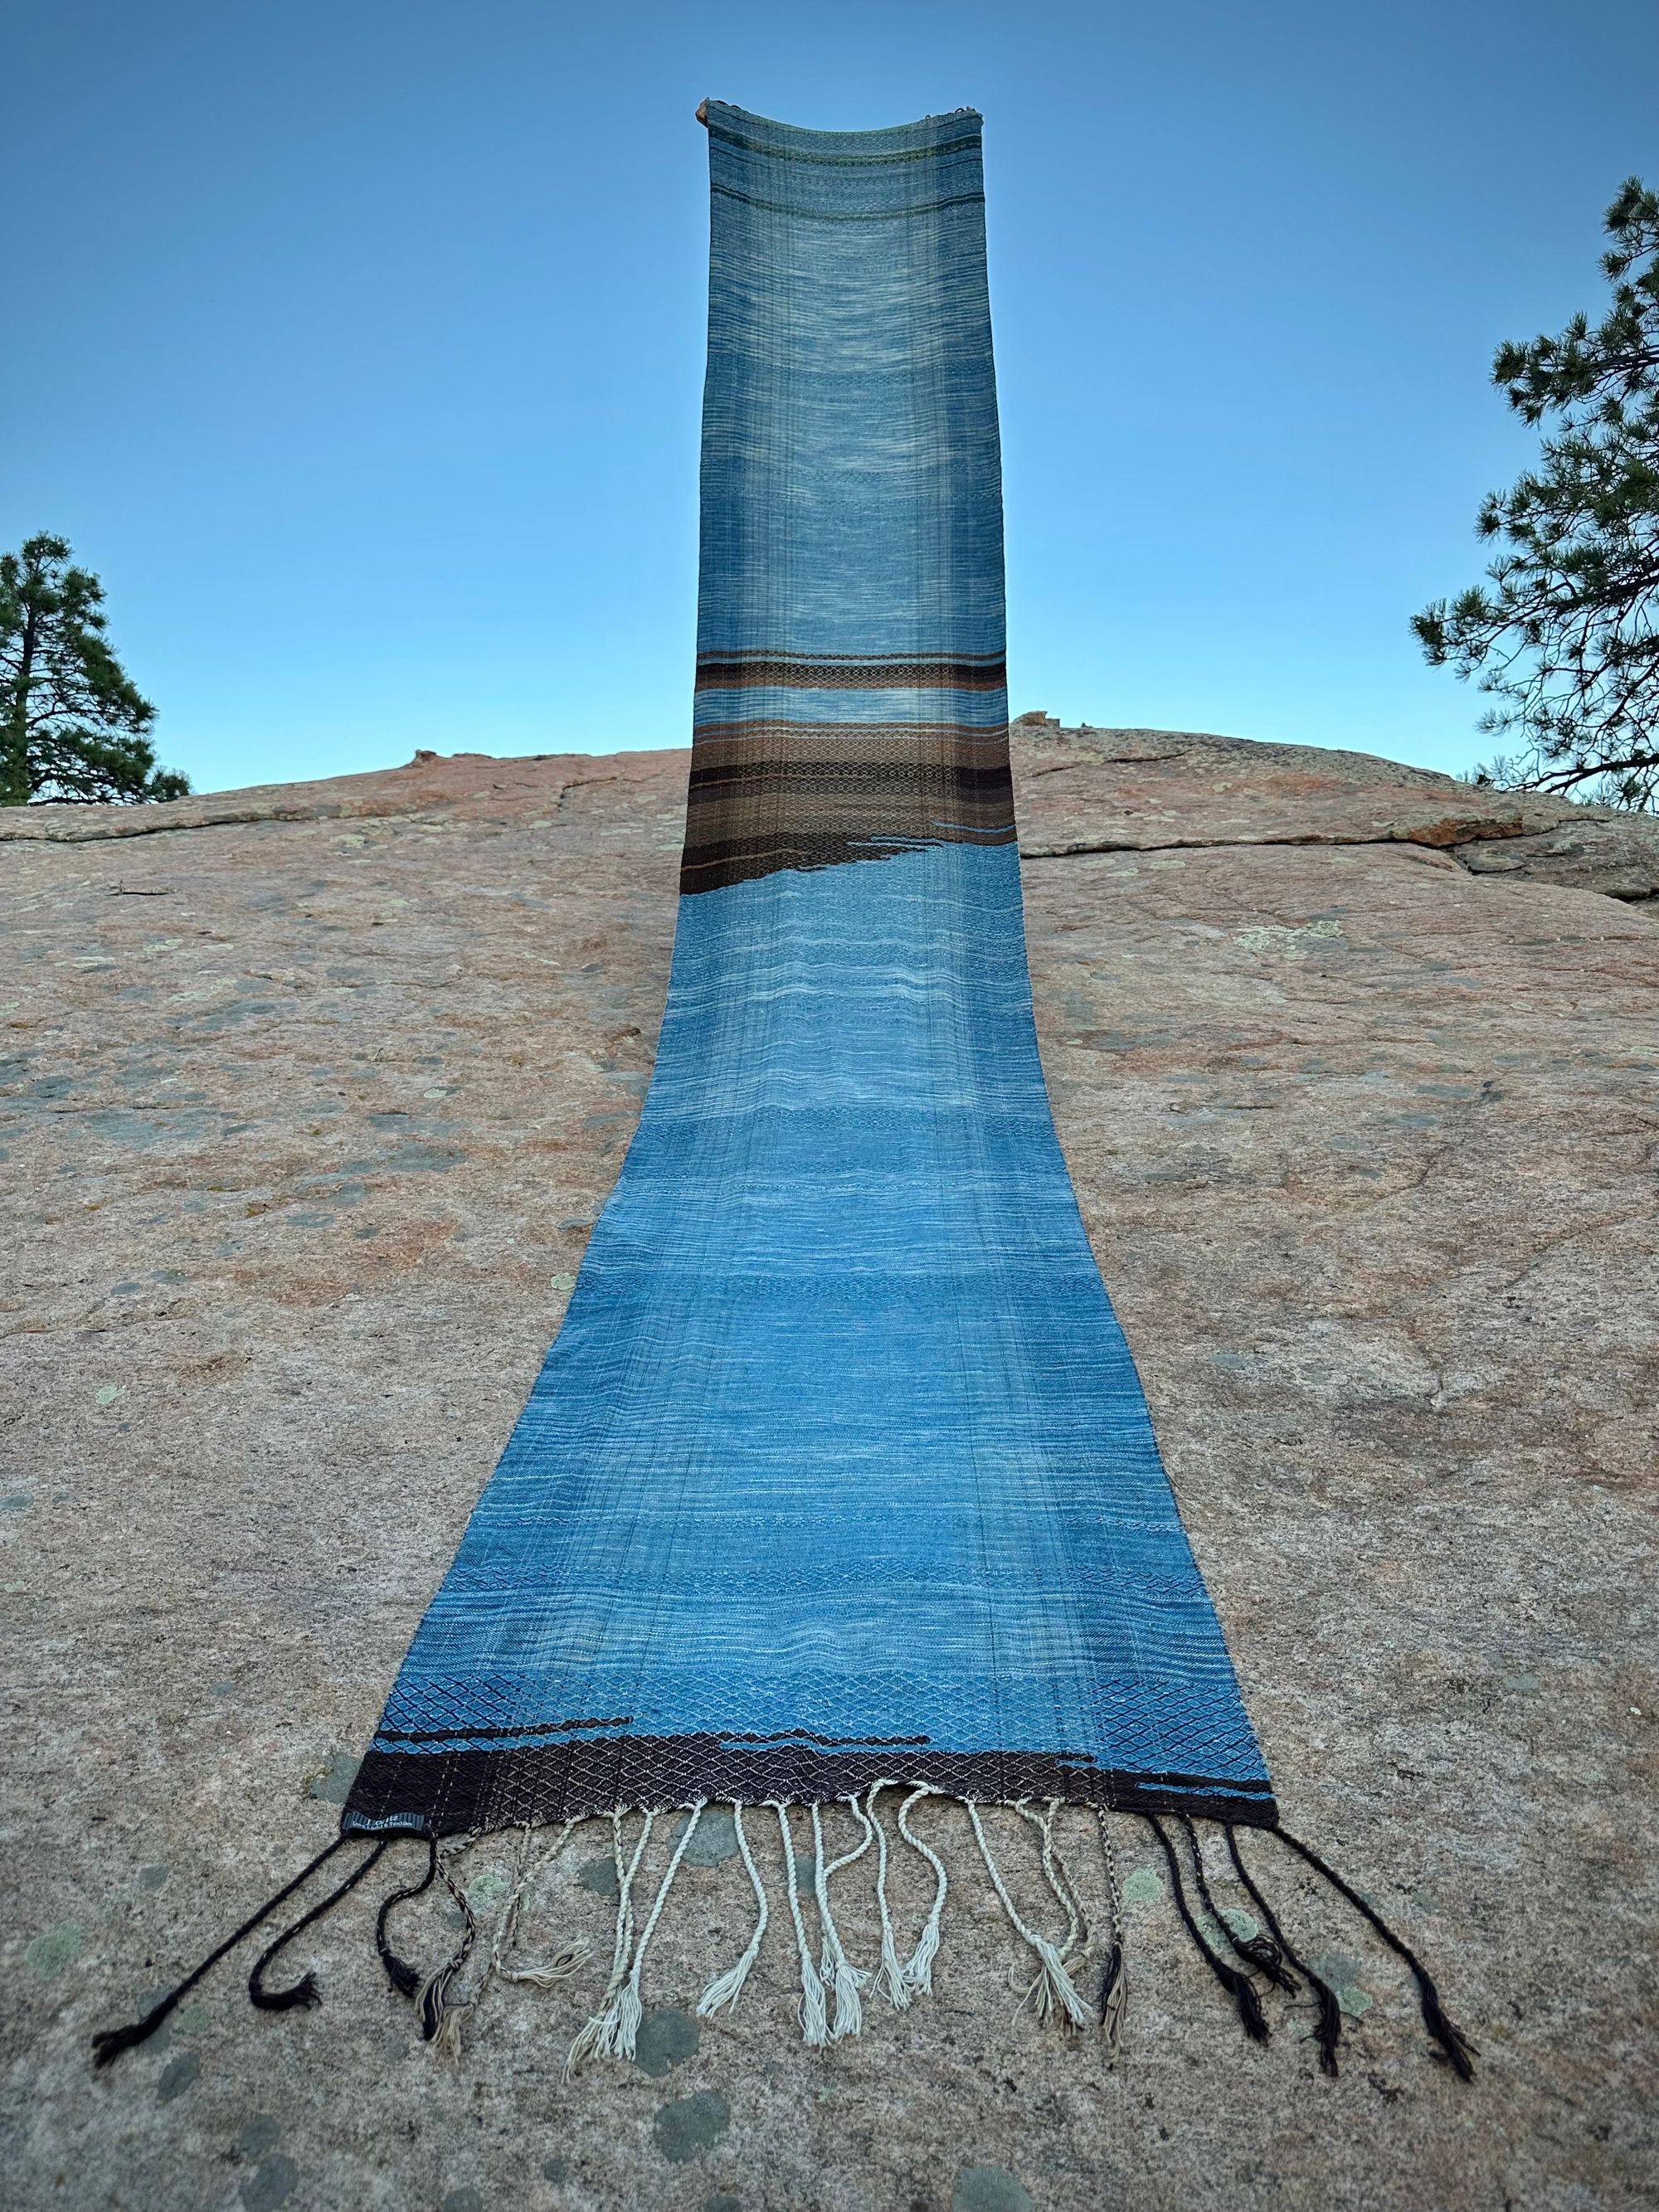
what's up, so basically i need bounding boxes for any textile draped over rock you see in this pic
[346,103,1274,1845]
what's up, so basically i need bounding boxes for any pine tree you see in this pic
[1414,180,1659,809]
[0,534,189,806]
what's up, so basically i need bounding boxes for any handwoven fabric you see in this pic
[344,103,1274,1844]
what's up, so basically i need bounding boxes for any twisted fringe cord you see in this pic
[772,1801,829,2047]
[966,1801,1092,2030]
[1013,1800,1086,2022]
[1224,1825,1341,2078]
[1092,1808,1128,2055]
[376,1834,439,1999]
[604,1803,706,2063]
[1142,1813,1269,2044]
[565,1810,655,2078]
[1046,1802,1089,1969]
[697,1802,770,2017]
[1269,1824,1477,2080]
[428,1827,532,2059]
[497,1818,591,1990]
[894,1784,948,1998]
[813,1799,872,2041]
[417,1835,482,2058]
[864,1786,912,2009]
[1180,1815,1298,1995]
[1016,1799,1087,1966]
[489,1822,542,1980]
[248,1839,392,2015]
[92,1834,380,2066]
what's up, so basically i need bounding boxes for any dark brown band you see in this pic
[679,721,1016,892]
[695,654,1007,693]
[342,1733,1278,1840]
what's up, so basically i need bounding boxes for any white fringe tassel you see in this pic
[1093,1806,1128,2057]
[966,1800,1092,2030]
[772,1801,830,2047]
[604,1801,703,2062]
[697,1802,769,2017]
[565,1809,656,2077]
[865,1785,912,2009]
[1017,1797,1087,1967]
[497,1817,592,1990]
[812,1800,872,2041]
[894,1784,949,1998]
[409,1791,1127,2067]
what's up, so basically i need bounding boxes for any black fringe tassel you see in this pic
[248,1840,391,2011]
[1142,1812,1270,2044]
[1180,1815,1299,1995]
[1224,1824,1343,2078]
[92,1834,372,2068]
[1271,1825,1477,2081]
[376,1834,440,2000]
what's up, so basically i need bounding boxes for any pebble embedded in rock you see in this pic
[653,2090,730,2163]
[466,1867,511,1913]
[241,2154,299,2211]
[305,1748,361,1805]
[25,1921,82,1976]
[951,2165,1033,2212]
[672,1808,738,1865]
[704,2195,741,2212]
[236,2117,281,2159]
[138,1864,169,1890]
[633,2006,700,2078]
[157,2052,199,2103]
[542,2157,569,2185]
[578,1855,620,1899]
[441,2189,484,2212]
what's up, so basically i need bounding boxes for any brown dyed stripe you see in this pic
[681,826,1017,897]
[695,655,1007,693]
[375,1713,633,1747]
[677,717,1018,893]
[688,758,1014,801]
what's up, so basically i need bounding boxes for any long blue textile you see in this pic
[346,104,1273,1840]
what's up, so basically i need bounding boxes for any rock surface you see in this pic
[3,727,1656,2212]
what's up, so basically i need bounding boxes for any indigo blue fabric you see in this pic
[345,105,1273,1840]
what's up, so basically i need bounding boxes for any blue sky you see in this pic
[5,0,1656,795]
